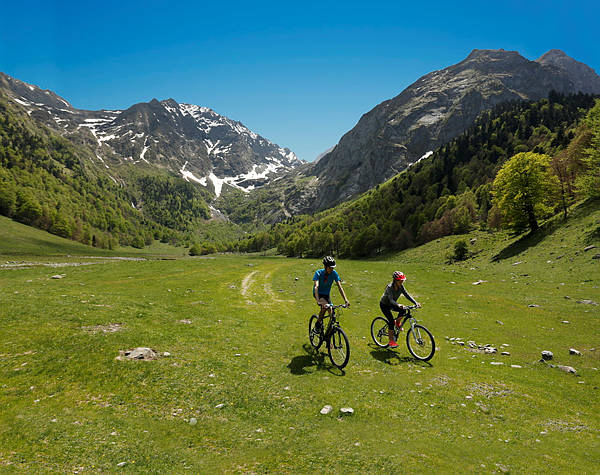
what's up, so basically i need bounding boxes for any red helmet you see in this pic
[393,271,406,282]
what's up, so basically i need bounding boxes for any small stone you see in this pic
[511,365,522,368]
[584,245,596,252]
[577,299,598,306]
[557,365,577,374]
[569,348,581,356]
[339,407,354,416]
[320,405,333,415]
[163,352,171,357]
[51,274,65,279]
[528,304,540,308]
[496,320,504,325]
[117,462,127,467]
[561,321,570,324]
[215,403,225,409]
[541,351,554,361]
[501,352,510,356]
[490,362,504,365]
[189,418,197,425]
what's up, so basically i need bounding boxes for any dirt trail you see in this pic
[241,270,258,304]
[241,269,295,305]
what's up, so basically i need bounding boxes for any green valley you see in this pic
[1,200,598,472]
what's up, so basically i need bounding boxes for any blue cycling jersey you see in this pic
[312,268,340,296]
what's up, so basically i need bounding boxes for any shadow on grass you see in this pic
[369,345,433,367]
[287,343,345,376]
[492,200,600,262]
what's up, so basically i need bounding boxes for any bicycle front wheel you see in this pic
[308,315,323,350]
[371,317,391,348]
[406,324,435,361]
[328,327,350,369]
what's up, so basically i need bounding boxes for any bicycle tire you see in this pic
[308,315,323,350]
[327,327,350,369]
[406,324,435,361]
[370,316,391,348]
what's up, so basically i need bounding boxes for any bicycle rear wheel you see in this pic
[328,327,350,369]
[309,315,323,350]
[406,324,435,361]
[370,317,391,348]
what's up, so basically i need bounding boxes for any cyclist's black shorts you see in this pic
[380,302,405,329]
[317,293,331,304]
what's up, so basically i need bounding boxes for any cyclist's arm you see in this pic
[313,280,320,304]
[336,280,349,305]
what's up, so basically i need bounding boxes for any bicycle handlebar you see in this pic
[327,303,350,309]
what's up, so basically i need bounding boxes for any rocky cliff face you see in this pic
[307,49,600,210]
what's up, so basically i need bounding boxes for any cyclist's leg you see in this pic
[380,303,396,342]
[317,294,332,326]
[396,306,407,330]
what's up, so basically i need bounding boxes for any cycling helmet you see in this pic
[323,256,336,268]
[393,271,406,282]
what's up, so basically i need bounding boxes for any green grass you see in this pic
[0,215,188,258]
[1,204,599,473]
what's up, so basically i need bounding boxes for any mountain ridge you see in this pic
[0,72,303,202]
[303,48,600,211]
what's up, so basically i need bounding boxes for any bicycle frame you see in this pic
[396,305,419,335]
[322,303,348,336]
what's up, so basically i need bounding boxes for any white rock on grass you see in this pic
[569,349,582,356]
[189,418,197,425]
[215,403,225,409]
[339,407,354,416]
[557,365,577,374]
[320,405,333,415]
[511,365,522,368]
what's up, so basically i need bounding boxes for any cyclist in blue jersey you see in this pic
[313,256,350,330]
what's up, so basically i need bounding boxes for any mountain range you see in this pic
[0,72,302,200]
[1,48,599,231]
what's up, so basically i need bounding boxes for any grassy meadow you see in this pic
[1,205,599,473]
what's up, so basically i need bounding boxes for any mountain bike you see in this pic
[370,305,435,361]
[308,303,350,369]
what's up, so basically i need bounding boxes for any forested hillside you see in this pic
[0,95,217,248]
[241,93,599,257]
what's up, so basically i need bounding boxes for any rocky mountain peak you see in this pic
[536,49,600,93]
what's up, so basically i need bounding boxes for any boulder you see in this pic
[541,351,554,361]
[569,348,582,356]
[320,405,333,415]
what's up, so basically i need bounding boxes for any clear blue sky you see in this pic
[1,0,598,161]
